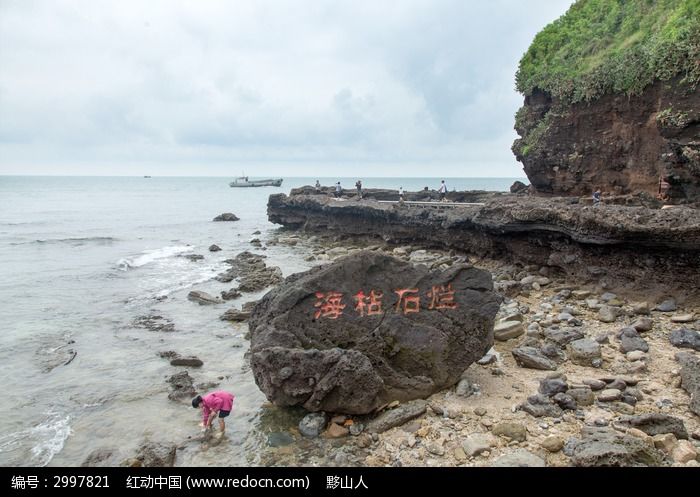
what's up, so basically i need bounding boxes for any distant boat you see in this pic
[229,176,283,188]
[144,175,151,178]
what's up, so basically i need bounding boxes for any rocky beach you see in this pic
[218,186,700,468]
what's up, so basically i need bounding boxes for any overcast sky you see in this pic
[0,0,573,177]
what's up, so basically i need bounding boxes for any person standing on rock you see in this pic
[355,180,363,199]
[315,180,321,193]
[399,186,404,203]
[438,180,447,202]
[335,182,342,198]
[192,390,234,436]
[592,189,601,205]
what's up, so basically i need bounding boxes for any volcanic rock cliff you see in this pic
[513,0,700,201]
[267,192,700,291]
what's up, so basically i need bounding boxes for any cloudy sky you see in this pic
[0,0,573,177]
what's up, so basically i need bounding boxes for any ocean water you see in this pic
[0,175,523,467]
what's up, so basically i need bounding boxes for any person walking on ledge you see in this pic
[438,180,447,202]
[192,390,234,436]
[355,180,363,199]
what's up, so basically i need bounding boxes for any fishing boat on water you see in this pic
[229,176,283,188]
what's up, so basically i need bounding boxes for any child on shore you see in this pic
[192,390,234,436]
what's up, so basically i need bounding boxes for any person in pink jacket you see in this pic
[192,391,234,435]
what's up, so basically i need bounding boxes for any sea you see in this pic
[0,176,523,467]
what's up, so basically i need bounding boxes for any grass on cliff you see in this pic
[516,0,700,103]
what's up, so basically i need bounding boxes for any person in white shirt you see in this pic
[438,180,447,201]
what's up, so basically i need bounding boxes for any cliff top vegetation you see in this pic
[516,0,700,103]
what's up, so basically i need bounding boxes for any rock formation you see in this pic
[512,1,700,201]
[248,251,501,414]
[267,192,700,288]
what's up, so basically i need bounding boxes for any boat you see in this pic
[229,176,283,188]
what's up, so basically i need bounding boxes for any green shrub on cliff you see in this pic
[516,0,700,103]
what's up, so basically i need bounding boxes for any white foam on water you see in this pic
[0,411,71,466]
[117,245,193,271]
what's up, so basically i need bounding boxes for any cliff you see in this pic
[513,0,700,200]
[268,191,700,289]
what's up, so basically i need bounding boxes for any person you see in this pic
[355,180,362,199]
[192,390,234,435]
[438,180,447,202]
[399,186,404,203]
[315,180,321,193]
[592,189,601,205]
[335,182,342,198]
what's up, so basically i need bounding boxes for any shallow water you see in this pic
[0,175,521,466]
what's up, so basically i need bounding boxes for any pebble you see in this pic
[670,314,695,323]
[626,351,646,362]
[598,389,622,402]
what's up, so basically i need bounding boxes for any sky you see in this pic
[0,0,574,177]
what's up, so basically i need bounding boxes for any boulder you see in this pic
[569,427,665,467]
[568,338,602,367]
[167,371,196,401]
[130,442,177,467]
[187,291,220,305]
[669,328,700,351]
[248,251,501,414]
[209,244,222,252]
[213,213,239,222]
[512,347,558,370]
[676,352,700,416]
[617,414,688,439]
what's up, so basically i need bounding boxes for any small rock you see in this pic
[213,213,240,222]
[494,321,525,341]
[541,435,565,453]
[324,423,349,438]
[492,449,545,467]
[672,440,698,463]
[567,387,595,406]
[461,433,497,457]
[492,422,527,442]
[652,433,677,454]
[626,351,646,362]
[656,299,677,312]
[669,328,700,351]
[209,244,222,252]
[619,328,649,353]
[512,347,558,370]
[187,290,220,305]
[474,407,487,416]
[299,413,328,438]
[671,314,695,323]
[630,317,653,332]
[583,379,606,391]
[598,389,622,402]
[552,392,577,410]
[598,305,620,323]
[631,302,650,315]
[539,378,568,397]
[169,356,204,368]
[568,338,602,367]
[455,379,474,397]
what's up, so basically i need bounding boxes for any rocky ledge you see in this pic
[267,191,700,289]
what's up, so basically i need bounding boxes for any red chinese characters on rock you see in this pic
[353,290,384,317]
[394,288,420,315]
[312,285,458,320]
[427,284,457,310]
[313,291,346,320]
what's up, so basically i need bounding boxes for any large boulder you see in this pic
[249,251,501,414]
